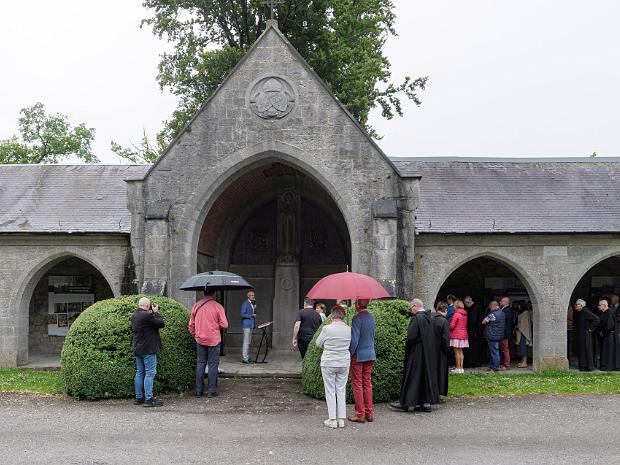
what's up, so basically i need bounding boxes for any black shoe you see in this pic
[195,392,203,398]
[242,360,253,364]
[133,398,144,405]
[390,401,408,411]
[413,404,432,413]
[207,392,219,398]
[143,398,164,408]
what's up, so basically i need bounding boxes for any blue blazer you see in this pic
[350,310,376,362]
[240,300,255,329]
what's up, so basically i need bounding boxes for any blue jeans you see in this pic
[135,353,157,400]
[517,334,528,358]
[487,341,500,371]
[196,343,220,395]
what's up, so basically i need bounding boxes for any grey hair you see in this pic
[330,307,345,320]
[575,299,586,306]
[138,297,151,309]
[411,298,424,308]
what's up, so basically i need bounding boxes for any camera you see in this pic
[150,304,159,312]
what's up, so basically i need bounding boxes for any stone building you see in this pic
[1,23,619,369]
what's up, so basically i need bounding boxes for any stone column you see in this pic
[371,199,398,297]
[272,190,300,348]
[531,246,571,371]
[141,215,170,296]
[0,283,18,367]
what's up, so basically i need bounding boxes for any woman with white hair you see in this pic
[315,306,351,428]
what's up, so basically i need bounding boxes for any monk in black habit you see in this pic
[433,302,450,398]
[390,298,439,412]
[574,299,600,372]
[463,296,484,368]
[596,300,617,371]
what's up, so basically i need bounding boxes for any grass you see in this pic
[0,369,64,395]
[448,370,620,397]
[1,369,620,398]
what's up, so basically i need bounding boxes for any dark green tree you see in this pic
[0,103,97,164]
[113,0,427,163]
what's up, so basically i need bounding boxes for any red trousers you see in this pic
[350,356,374,418]
[500,339,511,368]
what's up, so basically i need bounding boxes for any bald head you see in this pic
[410,298,424,314]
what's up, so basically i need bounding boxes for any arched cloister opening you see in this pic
[434,256,535,370]
[567,255,620,370]
[195,161,351,349]
[26,256,114,363]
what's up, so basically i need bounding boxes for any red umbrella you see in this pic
[306,271,392,300]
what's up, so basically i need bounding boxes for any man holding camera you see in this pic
[131,297,165,407]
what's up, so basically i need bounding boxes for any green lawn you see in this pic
[448,370,620,397]
[0,369,64,395]
[1,369,620,398]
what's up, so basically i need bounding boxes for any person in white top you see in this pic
[315,306,351,428]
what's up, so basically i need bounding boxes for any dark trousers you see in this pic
[298,338,311,359]
[196,342,220,395]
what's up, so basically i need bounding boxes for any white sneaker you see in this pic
[324,419,338,428]
[337,419,345,428]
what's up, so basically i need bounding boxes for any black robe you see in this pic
[463,303,484,367]
[399,310,439,407]
[575,307,599,371]
[432,313,450,397]
[598,310,616,371]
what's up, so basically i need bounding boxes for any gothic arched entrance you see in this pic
[196,161,351,348]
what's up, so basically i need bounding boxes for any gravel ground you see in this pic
[2,378,619,465]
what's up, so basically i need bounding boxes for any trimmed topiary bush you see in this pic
[301,299,411,403]
[61,295,195,399]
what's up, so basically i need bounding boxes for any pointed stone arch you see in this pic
[9,249,118,366]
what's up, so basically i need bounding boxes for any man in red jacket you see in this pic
[189,289,229,397]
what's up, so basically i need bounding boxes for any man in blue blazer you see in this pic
[241,290,256,363]
[348,299,376,423]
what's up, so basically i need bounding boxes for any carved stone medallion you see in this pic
[248,76,296,119]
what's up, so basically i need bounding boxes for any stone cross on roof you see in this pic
[262,0,284,21]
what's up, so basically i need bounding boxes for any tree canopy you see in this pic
[0,103,97,164]
[113,0,427,163]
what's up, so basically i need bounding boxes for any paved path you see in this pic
[2,379,619,465]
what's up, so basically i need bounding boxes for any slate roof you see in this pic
[0,165,149,234]
[2,158,619,235]
[390,157,620,234]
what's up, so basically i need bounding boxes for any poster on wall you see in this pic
[47,290,93,337]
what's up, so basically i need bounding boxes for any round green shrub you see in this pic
[301,299,411,403]
[61,295,196,399]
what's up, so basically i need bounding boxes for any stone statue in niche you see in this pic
[276,190,298,263]
[249,77,296,119]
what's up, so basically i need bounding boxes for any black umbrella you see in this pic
[179,270,253,291]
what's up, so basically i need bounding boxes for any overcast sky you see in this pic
[1,1,618,163]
